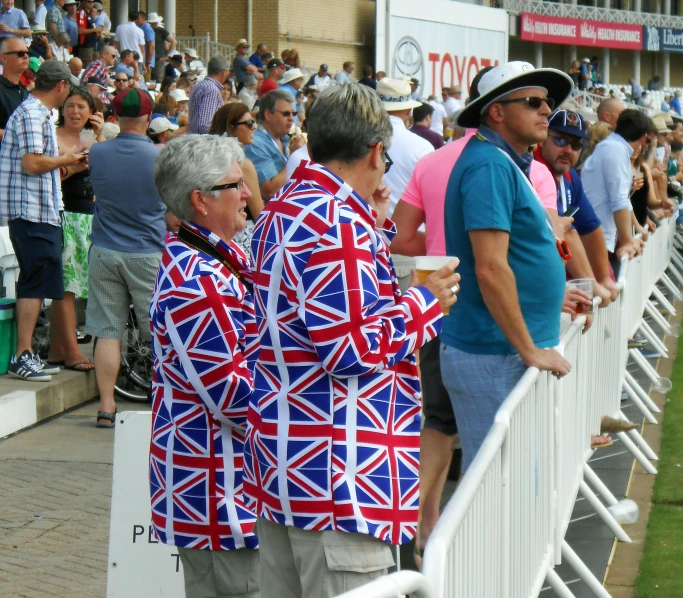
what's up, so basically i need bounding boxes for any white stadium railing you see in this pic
[339,213,681,598]
[175,34,235,66]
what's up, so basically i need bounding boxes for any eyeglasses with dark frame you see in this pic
[235,118,257,129]
[3,51,29,58]
[275,110,295,118]
[548,133,584,152]
[115,77,128,83]
[495,96,555,111]
[367,142,393,173]
[210,180,244,192]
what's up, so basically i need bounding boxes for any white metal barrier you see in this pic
[175,34,235,66]
[339,215,680,598]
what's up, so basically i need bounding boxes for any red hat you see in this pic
[112,88,154,118]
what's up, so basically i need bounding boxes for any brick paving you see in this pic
[0,400,134,598]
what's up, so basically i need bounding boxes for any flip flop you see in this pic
[46,360,65,366]
[64,361,95,372]
[591,434,614,449]
[96,409,117,429]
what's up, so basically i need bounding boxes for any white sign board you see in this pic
[106,411,185,597]
[376,0,509,98]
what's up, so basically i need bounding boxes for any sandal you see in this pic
[600,416,639,435]
[591,434,613,449]
[96,409,117,429]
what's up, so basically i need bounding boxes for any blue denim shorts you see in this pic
[440,344,527,471]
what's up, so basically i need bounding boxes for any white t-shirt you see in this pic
[654,146,666,164]
[384,115,434,217]
[314,74,331,91]
[114,21,144,53]
[34,3,47,27]
[428,100,448,135]
[50,42,71,63]
[443,97,463,118]
[286,145,310,178]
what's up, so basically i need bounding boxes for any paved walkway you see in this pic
[0,397,136,598]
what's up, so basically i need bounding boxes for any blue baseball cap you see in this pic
[548,109,589,139]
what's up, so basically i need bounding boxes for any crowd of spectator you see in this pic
[0,3,680,594]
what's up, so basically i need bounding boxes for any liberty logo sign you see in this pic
[646,26,661,51]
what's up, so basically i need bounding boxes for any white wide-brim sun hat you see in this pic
[457,61,574,129]
[377,77,422,111]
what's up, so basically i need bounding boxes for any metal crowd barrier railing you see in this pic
[339,214,681,598]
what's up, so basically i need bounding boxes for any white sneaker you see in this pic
[31,354,60,375]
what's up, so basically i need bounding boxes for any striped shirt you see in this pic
[188,76,223,134]
[0,95,62,226]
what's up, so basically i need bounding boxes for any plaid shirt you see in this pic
[81,58,107,87]
[188,76,223,134]
[45,4,65,42]
[0,96,62,226]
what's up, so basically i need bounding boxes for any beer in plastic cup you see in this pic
[567,278,594,315]
[414,256,458,315]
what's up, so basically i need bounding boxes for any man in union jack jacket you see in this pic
[244,83,461,596]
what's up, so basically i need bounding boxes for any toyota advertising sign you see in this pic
[376,0,508,98]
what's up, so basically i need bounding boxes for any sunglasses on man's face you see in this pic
[3,51,29,58]
[496,96,555,111]
[548,133,584,152]
[115,78,128,83]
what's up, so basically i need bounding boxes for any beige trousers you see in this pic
[257,517,395,598]
[178,546,260,598]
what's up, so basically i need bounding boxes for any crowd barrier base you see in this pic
[339,215,681,598]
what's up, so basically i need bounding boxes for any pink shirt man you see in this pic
[401,129,558,256]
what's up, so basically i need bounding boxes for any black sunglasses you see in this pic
[548,133,583,151]
[4,51,29,58]
[210,180,244,192]
[235,119,256,128]
[115,78,128,83]
[496,96,555,111]
[368,142,393,173]
[276,110,295,118]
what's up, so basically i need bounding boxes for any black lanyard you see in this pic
[177,224,253,295]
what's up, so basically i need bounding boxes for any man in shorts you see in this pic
[0,60,82,381]
[87,88,165,427]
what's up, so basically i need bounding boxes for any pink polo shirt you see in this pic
[401,129,557,256]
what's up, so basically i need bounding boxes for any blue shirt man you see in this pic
[442,126,566,354]
[0,4,29,39]
[90,131,165,252]
[243,126,289,186]
[671,94,681,116]
[63,14,77,46]
[138,20,154,68]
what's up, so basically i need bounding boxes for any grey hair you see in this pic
[207,55,230,76]
[258,89,294,120]
[154,135,245,221]
[307,83,392,164]
[57,32,71,44]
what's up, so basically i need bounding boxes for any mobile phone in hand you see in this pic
[562,206,579,218]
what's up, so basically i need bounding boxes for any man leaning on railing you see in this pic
[439,62,576,472]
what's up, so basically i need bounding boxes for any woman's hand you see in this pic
[631,174,644,193]
[89,112,104,140]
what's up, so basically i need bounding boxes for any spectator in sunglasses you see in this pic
[243,89,305,200]
[0,36,29,140]
[209,103,264,258]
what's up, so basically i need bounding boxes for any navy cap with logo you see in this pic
[548,109,589,139]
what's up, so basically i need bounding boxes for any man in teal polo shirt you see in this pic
[440,62,573,471]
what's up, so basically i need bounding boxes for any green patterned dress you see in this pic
[61,170,94,298]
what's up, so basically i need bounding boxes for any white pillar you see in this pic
[164,0,176,36]
[534,42,543,69]
[634,50,641,84]
[569,46,577,62]
[603,48,610,84]
[24,0,35,21]
[634,0,641,12]
[247,0,253,47]
[663,52,671,87]
[115,0,127,29]
[213,0,217,42]
[148,0,158,12]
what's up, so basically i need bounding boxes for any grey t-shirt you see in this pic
[232,54,251,82]
[89,132,166,253]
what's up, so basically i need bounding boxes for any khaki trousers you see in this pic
[178,546,260,598]
[257,517,395,598]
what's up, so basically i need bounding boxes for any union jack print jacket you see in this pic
[243,161,443,545]
[149,222,258,550]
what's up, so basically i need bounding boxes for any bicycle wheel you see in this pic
[93,308,153,403]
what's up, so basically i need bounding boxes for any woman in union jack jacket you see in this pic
[243,84,461,597]
[149,135,260,598]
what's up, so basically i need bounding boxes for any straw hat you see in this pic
[376,77,422,111]
[280,68,303,85]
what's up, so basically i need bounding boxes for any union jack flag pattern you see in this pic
[243,161,443,545]
[149,222,258,551]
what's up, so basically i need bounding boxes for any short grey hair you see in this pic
[154,135,245,221]
[207,55,230,76]
[258,89,294,121]
[307,83,392,164]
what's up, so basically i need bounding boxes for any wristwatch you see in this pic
[9,28,13,34]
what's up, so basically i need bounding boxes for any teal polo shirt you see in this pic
[441,132,565,355]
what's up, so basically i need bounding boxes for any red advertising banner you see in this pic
[520,13,642,50]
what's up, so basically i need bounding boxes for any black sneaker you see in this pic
[8,351,52,382]
[31,354,60,375]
